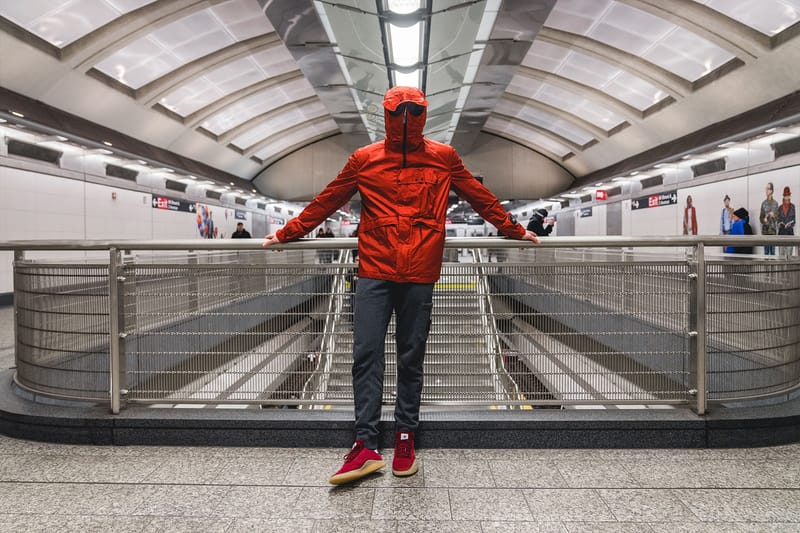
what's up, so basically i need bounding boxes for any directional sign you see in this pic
[631,190,678,211]
[580,207,593,218]
[152,195,196,213]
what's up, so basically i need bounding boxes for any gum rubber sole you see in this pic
[392,459,419,477]
[328,459,387,485]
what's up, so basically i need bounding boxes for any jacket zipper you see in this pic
[402,107,407,168]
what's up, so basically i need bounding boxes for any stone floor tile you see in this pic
[489,460,568,488]
[313,518,397,532]
[422,459,495,488]
[291,486,376,519]
[523,488,615,522]
[626,459,800,489]
[0,454,161,483]
[214,485,302,518]
[564,522,654,532]
[648,522,800,533]
[371,487,450,520]
[556,460,641,488]
[214,456,295,485]
[140,456,227,485]
[134,484,230,517]
[449,488,533,521]
[227,517,316,532]
[142,516,233,532]
[481,521,569,532]
[674,488,800,522]
[0,513,150,533]
[396,520,482,533]
[598,489,698,522]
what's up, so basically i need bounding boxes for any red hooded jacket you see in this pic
[276,86,526,283]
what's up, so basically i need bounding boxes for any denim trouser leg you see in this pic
[352,278,393,449]
[352,278,434,448]
[393,283,434,432]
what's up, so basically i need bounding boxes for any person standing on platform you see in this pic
[760,182,779,255]
[231,222,251,238]
[724,207,754,254]
[263,86,539,485]
[526,208,553,237]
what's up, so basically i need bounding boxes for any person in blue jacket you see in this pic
[725,207,753,254]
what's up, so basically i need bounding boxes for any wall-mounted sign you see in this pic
[631,190,678,210]
[235,210,247,220]
[596,190,607,200]
[152,195,195,213]
[580,207,593,218]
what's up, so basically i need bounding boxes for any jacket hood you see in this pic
[383,86,427,152]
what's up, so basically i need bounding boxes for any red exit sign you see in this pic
[595,190,607,200]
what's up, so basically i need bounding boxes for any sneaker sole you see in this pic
[328,459,387,485]
[392,459,419,477]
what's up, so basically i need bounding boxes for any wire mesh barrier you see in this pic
[5,237,800,413]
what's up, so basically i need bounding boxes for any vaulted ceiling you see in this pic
[1,0,800,198]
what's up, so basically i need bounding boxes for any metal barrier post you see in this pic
[108,248,126,414]
[12,250,23,370]
[688,243,707,415]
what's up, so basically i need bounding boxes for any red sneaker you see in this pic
[328,440,386,485]
[392,431,419,477]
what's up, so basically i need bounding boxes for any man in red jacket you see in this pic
[264,86,539,484]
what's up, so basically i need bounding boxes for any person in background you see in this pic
[760,182,779,255]
[777,186,796,257]
[263,86,539,485]
[720,195,732,235]
[725,207,754,254]
[231,222,251,238]
[683,195,698,235]
[526,208,553,237]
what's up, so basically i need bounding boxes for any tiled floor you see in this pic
[0,305,799,531]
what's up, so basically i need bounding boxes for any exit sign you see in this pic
[596,190,607,200]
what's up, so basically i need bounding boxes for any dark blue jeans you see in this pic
[352,277,434,449]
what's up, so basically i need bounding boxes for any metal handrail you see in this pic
[5,236,800,414]
[2,234,799,251]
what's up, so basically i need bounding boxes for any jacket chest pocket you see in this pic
[397,168,442,211]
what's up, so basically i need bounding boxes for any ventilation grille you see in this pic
[235,197,246,205]
[165,179,187,192]
[606,186,622,197]
[257,202,266,210]
[773,136,800,159]
[579,194,592,203]
[640,174,664,189]
[205,190,222,200]
[105,163,138,181]
[7,139,62,164]
[692,158,726,177]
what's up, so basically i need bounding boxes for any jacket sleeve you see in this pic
[447,148,525,239]
[276,152,361,242]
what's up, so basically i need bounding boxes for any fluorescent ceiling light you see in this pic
[394,69,420,88]
[387,0,421,15]
[388,23,421,67]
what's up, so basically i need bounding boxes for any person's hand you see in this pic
[262,233,280,247]
[520,230,540,244]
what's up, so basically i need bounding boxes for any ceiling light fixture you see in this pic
[383,1,426,89]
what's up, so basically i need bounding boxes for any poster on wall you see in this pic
[151,195,196,213]
[195,203,218,238]
[631,190,678,210]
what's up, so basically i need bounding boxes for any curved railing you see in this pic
[2,236,799,414]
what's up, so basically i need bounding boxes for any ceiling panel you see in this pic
[1,0,800,196]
